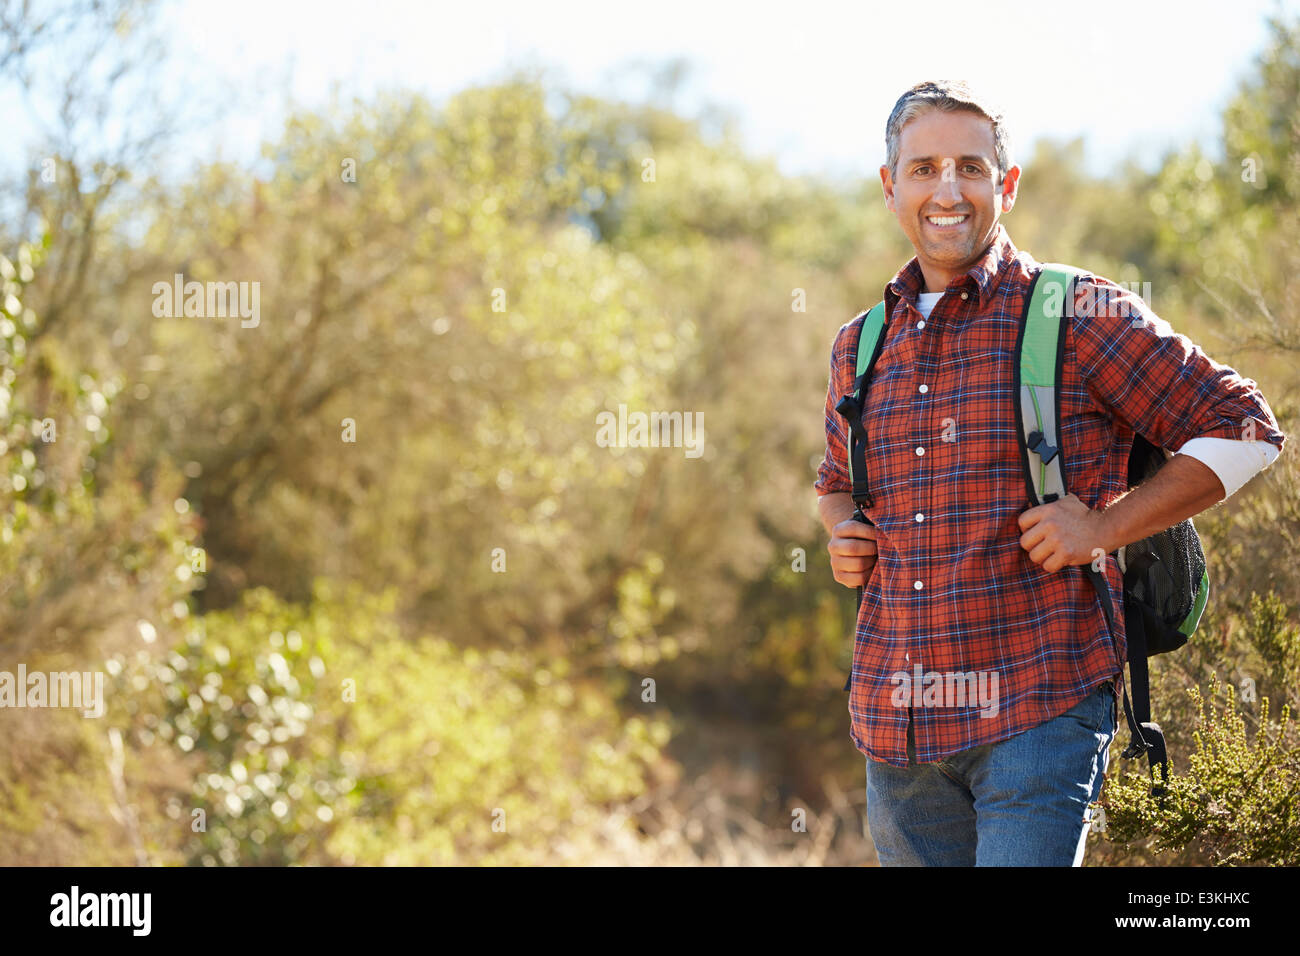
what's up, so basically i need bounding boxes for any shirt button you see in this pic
[915,513,924,522]
[915,446,925,456]
[916,320,926,330]
[960,291,969,300]
[918,384,928,393]
[914,580,924,590]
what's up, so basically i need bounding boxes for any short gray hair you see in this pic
[885,80,1011,182]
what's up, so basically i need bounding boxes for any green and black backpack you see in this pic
[834,264,1209,796]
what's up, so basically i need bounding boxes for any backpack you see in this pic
[834,263,1210,797]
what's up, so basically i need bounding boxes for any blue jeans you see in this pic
[865,680,1117,866]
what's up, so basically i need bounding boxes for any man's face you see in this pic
[880,109,1020,290]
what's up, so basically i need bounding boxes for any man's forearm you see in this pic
[818,491,857,537]
[1096,453,1226,554]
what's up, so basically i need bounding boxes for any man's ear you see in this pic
[879,164,895,213]
[999,164,1022,213]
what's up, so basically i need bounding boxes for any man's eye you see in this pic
[963,165,982,174]
[914,166,931,176]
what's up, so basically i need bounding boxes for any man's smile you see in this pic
[925,213,970,230]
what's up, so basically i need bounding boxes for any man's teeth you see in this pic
[927,215,968,225]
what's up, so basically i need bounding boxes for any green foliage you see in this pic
[113,582,670,865]
[1102,675,1299,865]
[1221,15,1300,213]
[0,244,197,865]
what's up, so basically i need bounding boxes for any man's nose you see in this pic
[934,172,963,205]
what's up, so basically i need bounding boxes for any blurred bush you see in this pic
[108,581,670,865]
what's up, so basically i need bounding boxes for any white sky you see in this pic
[4,0,1298,183]
[162,0,1298,179]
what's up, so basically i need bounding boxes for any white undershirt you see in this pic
[904,292,1278,499]
[915,292,943,318]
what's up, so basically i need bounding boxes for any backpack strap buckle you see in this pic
[1118,669,1171,798]
[834,394,864,435]
[1026,428,1059,465]
[835,394,874,510]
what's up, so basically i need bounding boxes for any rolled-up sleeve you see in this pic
[1177,435,1280,499]
[815,320,855,496]
[1069,275,1287,456]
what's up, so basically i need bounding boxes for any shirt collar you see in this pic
[884,223,1018,318]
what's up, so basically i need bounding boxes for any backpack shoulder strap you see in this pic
[836,301,887,694]
[834,301,888,510]
[852,300,889,398]
[1017,263,1119,634]
[1015,263,1080,508]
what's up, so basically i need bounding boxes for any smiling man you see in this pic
[814,80,1286,866]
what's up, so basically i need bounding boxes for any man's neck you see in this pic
[918,269,958,295]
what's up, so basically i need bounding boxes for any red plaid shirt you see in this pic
[816,224,1287,767]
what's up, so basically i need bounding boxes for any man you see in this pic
[814,80,1286,866]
